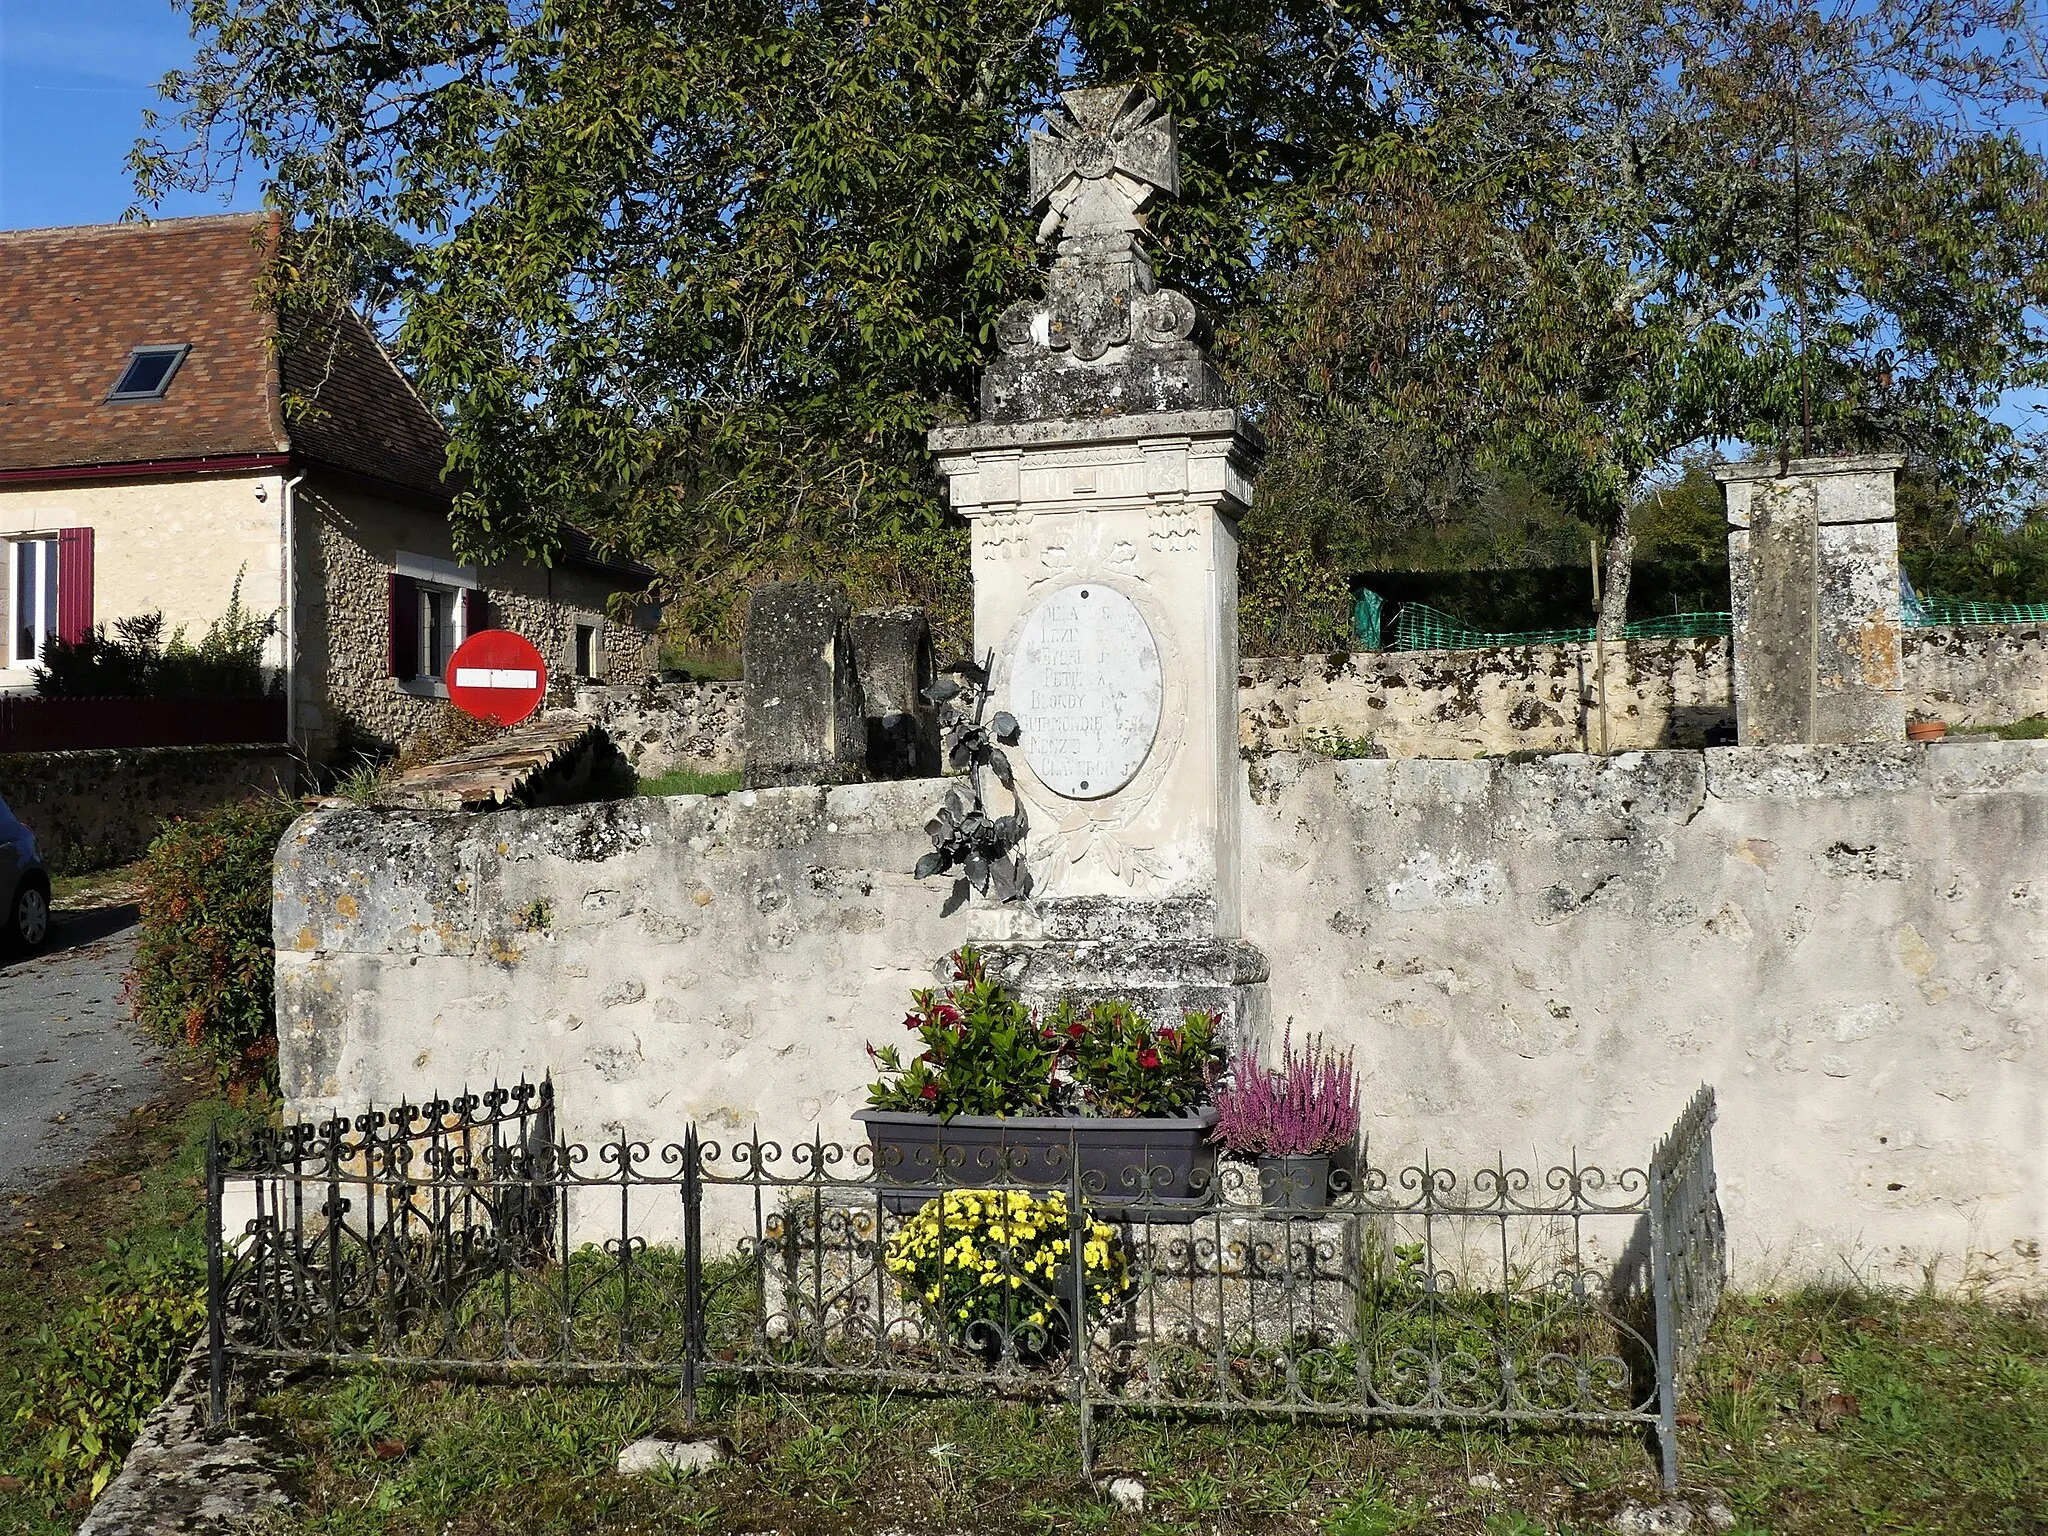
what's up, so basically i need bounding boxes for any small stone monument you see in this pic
[928,85,1267,1033]
[1715,455,1907,746]
[848,607,939,778]
[741,582,867,788]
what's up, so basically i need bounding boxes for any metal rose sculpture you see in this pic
[913,653,1032,902]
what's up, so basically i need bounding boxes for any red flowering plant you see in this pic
[1053,999,1221,1119]
[865,948,1065,1117]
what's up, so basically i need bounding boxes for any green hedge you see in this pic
[128,796,299,1085]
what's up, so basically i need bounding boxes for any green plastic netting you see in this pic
[1905,597,2048,628]
[1356,590,2048,652]
[1375,601,1731,652]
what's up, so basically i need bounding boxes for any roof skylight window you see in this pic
[107,345,190,402]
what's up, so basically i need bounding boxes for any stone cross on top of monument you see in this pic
[1028,85,1179,247]
[985,85,1229,421]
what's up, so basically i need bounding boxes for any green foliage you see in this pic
[34,576,278,699]
[1986,714,2048,741]
[128,796,299,1085]
[1899,472,2048,603]
[866,951,1220,1118]
[1305,727,1378,760]
[1049,998,1220,1118]
[137,0,2048,643]
[636,767,742,798]
[13,1261,205,1505]
[867,948,1062,1117]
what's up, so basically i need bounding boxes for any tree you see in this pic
[139,0,1491,649]
[138,0,2048,648]
[1233,0,2048,633]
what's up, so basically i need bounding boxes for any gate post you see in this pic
[682,1125,702,1426]
[206,1121,226,1427]
[1648,1162,1680,1491]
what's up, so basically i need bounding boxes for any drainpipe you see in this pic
[281,473,307,755]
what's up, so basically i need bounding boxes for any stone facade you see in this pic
[0,744,294,872]
[1900,624,2048,730]
[553,626,2045,776]
[296,479,657,764]
[277,741,2048,1291]
[1240,637,1735,758]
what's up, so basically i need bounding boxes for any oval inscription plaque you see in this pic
[1011,584,1162,800]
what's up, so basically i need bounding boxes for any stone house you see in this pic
[0,214,657,765]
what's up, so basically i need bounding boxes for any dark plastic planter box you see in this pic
[853,1107,1219,1222]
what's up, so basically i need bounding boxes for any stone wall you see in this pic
[2,744,295,872]
[1238,625,2047,760]
[1901,624,2048,730]
[570,679,743,778]
[277,741,2047,1290]
[1240,637,1733,758]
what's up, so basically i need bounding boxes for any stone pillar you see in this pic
[848,607,939,778]
[927,85,1268,1036]
[1716,454,1907,746]
[741,582,867,788]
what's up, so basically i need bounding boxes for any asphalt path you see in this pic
[0,901,169,1226]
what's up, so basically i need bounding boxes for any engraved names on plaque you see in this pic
[1011,584,1162,799]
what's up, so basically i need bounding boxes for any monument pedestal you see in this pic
[925,86,1270,1042]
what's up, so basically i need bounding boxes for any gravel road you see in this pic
[0,903,170,1224]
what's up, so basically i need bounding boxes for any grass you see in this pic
[5,1084,2045,1535]
[637,767,743,798]
[1982,714,2048,740]
[47,860,144,907]
[0,1072,271,1532]
[232,1286,2046,1535]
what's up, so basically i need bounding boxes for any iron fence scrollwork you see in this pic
[207,1081,1724,1489]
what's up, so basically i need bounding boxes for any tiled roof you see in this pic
[279,302,454,502]
[0,214,650,587]
[0,214,451,502]
[0,215,287,470]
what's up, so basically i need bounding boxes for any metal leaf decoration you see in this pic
[912,650,1032,903]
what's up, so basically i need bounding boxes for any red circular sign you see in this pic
[446,629,549,726]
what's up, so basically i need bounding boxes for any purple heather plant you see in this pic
[1209,1032,1360,1157]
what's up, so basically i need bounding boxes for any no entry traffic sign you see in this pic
[447,629,549,726]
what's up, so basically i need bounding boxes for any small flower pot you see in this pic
[1255,1154,1332,1213]
[1906,720,1947,742]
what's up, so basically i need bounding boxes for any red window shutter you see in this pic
[464,587,486,639]
[388,573,420,678]
[56,527,94,644]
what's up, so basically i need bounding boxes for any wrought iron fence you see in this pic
[207,1082,1724,1488]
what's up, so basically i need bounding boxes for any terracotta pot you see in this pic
[854,1107,1218,1221]
[1906,720,1947,742]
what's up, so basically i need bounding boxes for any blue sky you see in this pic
[0,0,257,228]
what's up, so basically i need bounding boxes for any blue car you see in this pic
[0,795,51,954]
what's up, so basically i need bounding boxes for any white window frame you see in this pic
[417,583,467,684]
[8,537,59,668]
[572,618,604,680]
[394,552,479,696]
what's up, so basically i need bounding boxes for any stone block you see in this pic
[741,583,866,789]
[848,608,939,779]
[1718,455,1906,747]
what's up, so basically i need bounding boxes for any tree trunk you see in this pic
[1597,507,1635,640]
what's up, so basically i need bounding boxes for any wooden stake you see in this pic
[1592,538,1610,755]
